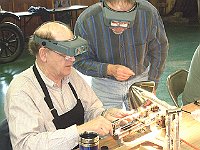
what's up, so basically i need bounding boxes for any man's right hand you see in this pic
[107,64,135,81]
[77,116,113,136]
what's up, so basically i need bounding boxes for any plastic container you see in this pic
[79,131,99,150]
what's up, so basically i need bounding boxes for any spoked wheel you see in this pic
[0,22,24,64]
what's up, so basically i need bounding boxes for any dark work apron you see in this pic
[33,65,84,149]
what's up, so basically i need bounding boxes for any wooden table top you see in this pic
[99,103,200,150]
[179,103,200,150]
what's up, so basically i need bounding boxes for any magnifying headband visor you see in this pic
[33,34,88,56]
[102,2,137,28]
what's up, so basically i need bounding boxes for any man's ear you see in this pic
[38,47,48,62]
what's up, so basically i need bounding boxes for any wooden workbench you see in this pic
[99,103,200,149]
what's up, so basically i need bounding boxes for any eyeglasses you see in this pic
[52,50,75,61]
[110,20,130,28]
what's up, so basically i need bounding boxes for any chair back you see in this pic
[0,119,12,150]
[167,69,188,107]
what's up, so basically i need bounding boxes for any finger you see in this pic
[116,74,131,81]
[106,115,118,122]
[109,128,113,136]
[143,99,152,106]
[116,77,129,81]
[100,117,114,131]
[122,67,135,75]
[114,110,133,118]
[102,122,113,136]
[126,69,135,76]
[118,70,133,76]
[119,119,129,125]
[100,125,113,136]
[100,127,107,135]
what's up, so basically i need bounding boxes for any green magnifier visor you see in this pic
[33,34,88,56]
[102,1,138,28]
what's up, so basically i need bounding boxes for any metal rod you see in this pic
[181,109,191,114]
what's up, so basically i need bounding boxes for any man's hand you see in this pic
[77,116,113,136]
[107,64,135,81]
[103,108,134,124]
[77,108,134,137]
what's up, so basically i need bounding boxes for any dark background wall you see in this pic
[0,0,99,37]
[1,0,199,37]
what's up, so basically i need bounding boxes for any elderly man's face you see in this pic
[44,25,75,78]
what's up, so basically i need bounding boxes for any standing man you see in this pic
[54,0,71,24]
[74,0,169,109]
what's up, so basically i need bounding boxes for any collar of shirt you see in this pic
[35,62,69,88]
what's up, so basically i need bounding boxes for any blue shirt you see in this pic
[74,0,169,85]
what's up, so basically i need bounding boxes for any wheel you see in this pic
[0,22,24,63]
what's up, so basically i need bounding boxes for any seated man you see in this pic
[183,44,200,104]
[4,21,131,150]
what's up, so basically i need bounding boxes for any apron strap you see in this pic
[33,64,80,118]
[33,64,59,118]
[68,82,78,100]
